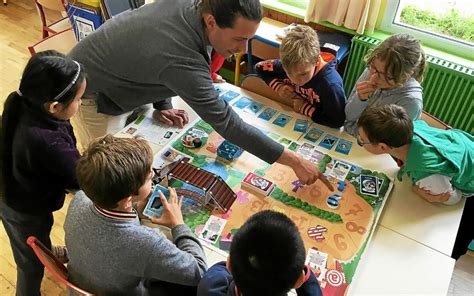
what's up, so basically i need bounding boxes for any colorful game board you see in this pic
[155,118,392,295]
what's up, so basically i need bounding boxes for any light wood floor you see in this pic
[0,1,473,295]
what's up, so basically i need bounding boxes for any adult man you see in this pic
[69,0,330,186]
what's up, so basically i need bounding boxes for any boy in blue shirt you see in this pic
[255,25,346,128]
[197,210,322,296]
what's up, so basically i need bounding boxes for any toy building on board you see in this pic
[158,159,237,212]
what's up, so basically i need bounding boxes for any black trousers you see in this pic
[452,197,473,260]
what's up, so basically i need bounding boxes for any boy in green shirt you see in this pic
[357,104,473,259]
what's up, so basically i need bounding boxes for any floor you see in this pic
[0,0,473,295]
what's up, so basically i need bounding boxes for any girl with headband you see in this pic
[1,50,86,295]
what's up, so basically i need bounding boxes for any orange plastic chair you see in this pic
[28,28,77,55]
[420,111,451,130]
[26,236,95,296]
[35,0,71,38]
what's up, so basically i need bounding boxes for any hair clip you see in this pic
[52,61,81,101]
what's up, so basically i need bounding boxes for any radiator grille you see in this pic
[343,35,473,133]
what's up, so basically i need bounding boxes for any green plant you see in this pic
[400,5,474,43]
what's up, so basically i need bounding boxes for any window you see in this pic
[380,0,474,59]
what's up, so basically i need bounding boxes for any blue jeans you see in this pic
[1,202,53,296]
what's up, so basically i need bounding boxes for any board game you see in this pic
[152,120,392,295]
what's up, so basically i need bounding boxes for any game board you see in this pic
[154,117,393,296]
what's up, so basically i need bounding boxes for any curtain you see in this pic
[305,0,382,34]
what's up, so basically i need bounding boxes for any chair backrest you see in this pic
[28,28,77,56]
[35,0,68,37]
[26,236,95,296]
[240,75,293,107]
[420,111,451,130]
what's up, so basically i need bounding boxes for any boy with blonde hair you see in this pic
[64,135,207,295]
[256,24,346,128]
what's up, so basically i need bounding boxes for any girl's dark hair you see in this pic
[195,0,263,28]
[1,50,86,188]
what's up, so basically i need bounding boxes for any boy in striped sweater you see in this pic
[255,25,346,128]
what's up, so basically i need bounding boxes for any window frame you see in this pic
[379,0,473,60]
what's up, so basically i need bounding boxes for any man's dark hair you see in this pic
[230,210,305,296]
[357,104,413,147]
[196,0,263,28]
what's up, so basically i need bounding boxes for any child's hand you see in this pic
[412,185,450,203]
[277,84,297,100]
[147,187,185,228]
[213,74,226,83]
[292,98,306,113]
[355,81,377,100]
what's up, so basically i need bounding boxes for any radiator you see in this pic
[343,35,473,133]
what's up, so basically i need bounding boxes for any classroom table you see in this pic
[120,83,459,295]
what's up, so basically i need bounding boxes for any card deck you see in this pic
[319,134,339,150]
[293,119,309,133]
[241,172,275,196]
[304,128,324,143]
[244,101,263,114]
[233,96,253,109]
[199,215,227,244]
[161,148,185,162]
[272,114,292,127]
[258,108,277,121]
[143,185,170,218]
[219,90,239,103]
[360,175,379,196]
[335,139,353,155]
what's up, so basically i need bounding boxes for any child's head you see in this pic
[14,50,86,120]
[229,210,306,296]
[357,104,413,154]
[365,34,426,88]
[280,25,320,86]
[76,135,154,209]
[364,33,426,89]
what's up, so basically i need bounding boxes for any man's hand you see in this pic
[412,185,450,203]
[292,98,306,113]
[213,74,226,83]
[147,187,185,228]
[277,148,334,190]
[355,80,377,100]
[153,109,189,128]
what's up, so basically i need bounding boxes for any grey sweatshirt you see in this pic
[344,68,423,136]
[64,191,207,295]
[68,0,283,164]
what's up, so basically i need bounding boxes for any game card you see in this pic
[335,139,353,155]
[198,215,227,244]
[214,85,224,94]
[309,149,325,163]
[293,119,309,133]
[377,178,384,192]
[304,128,324,143]
[258,108,277,121]
[288,142,300,152]
[360,175,379,196]
[278,137,292,146]
[161,147,185,162]
[233,96,253,109]
[319,134,339,150]
[241,172,275,196]
[219,90,240,103]
[272,114,292,127]
[305,248,328,282]
[329,160,351,181]
[244,101,264,114]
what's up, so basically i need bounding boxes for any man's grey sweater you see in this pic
[64,191,207,295]
[68,0,283,164]
[344,68,423,136]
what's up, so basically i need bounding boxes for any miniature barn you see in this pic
[161,159,237,212]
